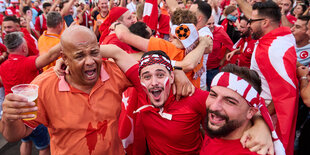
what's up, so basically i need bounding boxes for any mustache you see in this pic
[207,109,229,122]
[148,86,164,92]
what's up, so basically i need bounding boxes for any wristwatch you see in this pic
[173,66,183,70]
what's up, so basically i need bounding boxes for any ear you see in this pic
[246,107,258,120]
[170,71,175,84]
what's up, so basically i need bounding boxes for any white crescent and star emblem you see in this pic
[300,51,309,59]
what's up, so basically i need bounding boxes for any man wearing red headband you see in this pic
[100,45,274,155]
[201,64,285,155]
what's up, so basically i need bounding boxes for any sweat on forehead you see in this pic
[61,25,97,47]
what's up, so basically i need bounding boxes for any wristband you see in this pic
[173,66,183,70]
[300,76,308,81]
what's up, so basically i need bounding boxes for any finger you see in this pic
[245,140,259,149]
[5,105,37,115]
[176,84,182,101]
[190,84,195,96]
[182,84,188,97]
[172,83,176,95]
[248,144,262,153]
[6,101,36,109]
[257,146,268,155]
[240,132,249,148]
[5,93,28,102]
[267,145,274,155]
[4,113,36,121]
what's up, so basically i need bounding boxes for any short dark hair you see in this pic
[129,22,151,39]
[22,6,31,14]
[129,22,151,51]
[4,32,24,50]
[171,8,197,25]
[221,64,262,94]
[3,15,19,23]
[239,15,249,23]
[43,2,52,9]
[298,15,310,23]
[195,0,212,20]
[252,1,281,23]
[46,11,63,28]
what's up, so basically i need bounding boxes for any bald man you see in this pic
[0,25,132,155]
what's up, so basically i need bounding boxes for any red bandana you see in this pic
[138,54,172,75]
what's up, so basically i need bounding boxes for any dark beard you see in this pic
[240,30,250,38]
[251,28,263,40]
[204,109,244,138]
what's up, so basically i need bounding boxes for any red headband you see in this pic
[139,54,172,75]
[211,72,285,155]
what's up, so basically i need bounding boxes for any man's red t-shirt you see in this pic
[200,134,258,155]
[0,54,39,95]
[35,15,47,35]
[125,64,209,154]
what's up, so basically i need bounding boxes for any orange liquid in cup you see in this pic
[21,99,37,121]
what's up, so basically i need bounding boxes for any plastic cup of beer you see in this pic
[11,84,39,121]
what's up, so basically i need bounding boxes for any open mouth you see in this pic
[149,88,163,101]
[84,68,97,80]
[209,112,227,126]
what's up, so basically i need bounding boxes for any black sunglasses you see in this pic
[248,18,265,24]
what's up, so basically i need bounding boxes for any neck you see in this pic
[263,24,279,36]
[46,28,60,35]
[221,121,252,140]
[100,10,108,17]
[297,38,309,48]
[65,74,94,94]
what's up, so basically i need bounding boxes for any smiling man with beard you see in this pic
[249,1,298,154]
[200,64,284,155]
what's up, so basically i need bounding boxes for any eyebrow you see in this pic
[155,69,167,73]
[141,71,150,77]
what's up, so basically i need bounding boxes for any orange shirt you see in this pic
[37,31,60,71]
[24,61,131,155]
[147,37,202,88]
[94,13,108,34]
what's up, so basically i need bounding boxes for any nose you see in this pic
[85,55,95,66]
[150,76,159,86]
[291,26,295,32]
[209,97,224,111]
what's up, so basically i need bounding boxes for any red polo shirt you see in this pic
[0,54,39,95]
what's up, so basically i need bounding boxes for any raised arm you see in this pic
[35,43,62,69]
[61,0,75,17]
[100,44,137,72]
[235,0,252,19]
[114,23,150,52]
[175,36,212,72]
